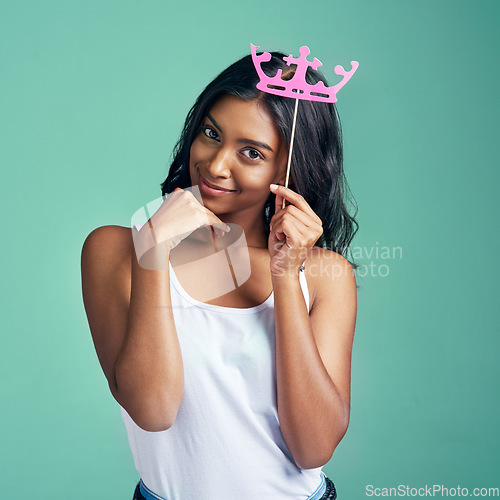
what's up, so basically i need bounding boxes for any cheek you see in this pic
[189,140,206,178]
[189,140,201,164]
[233,168,276,193]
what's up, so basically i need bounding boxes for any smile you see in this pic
[198,175,237,196]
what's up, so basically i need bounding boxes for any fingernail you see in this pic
[270,184,279,190]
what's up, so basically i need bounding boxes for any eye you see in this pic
[241,148,264,161]
[201,125,220,141]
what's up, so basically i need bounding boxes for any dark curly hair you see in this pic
[160,50,358,262]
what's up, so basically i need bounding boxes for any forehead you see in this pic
[207,95,283,148]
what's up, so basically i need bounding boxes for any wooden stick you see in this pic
[282,97,299,209]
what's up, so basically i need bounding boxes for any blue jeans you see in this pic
[132,474,337,500]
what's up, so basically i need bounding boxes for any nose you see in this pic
[207,146,232,179]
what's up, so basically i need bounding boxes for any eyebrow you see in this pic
[206,112,222,133]
[206,112,274,153]
[236,138,274,152]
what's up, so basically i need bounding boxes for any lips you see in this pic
[199,175,237,195]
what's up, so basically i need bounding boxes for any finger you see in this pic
[179,195,230,235]
[170,187,184,199]
[185,196,229,233]
[203,209,230,233]
[275,216,307,248]
[269,184,321,224]
[206,224,226,239]
[272,214,309,247]
[274,191,284,215]
[270,207,322,244]
[275,205,321,231]
[212,221,231,237]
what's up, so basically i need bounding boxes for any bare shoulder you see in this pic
[305,247,357,311]
[81,223,134,307]
[82,225,132,261]
[82,224,132,272]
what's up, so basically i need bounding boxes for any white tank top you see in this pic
[120,229,324,499]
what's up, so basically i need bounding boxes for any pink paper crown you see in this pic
[250,43,358,103]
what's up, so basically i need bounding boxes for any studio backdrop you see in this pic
[1,1,498,498]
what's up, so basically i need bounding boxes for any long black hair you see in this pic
[160,50,358,261]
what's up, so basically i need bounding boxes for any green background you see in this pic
[1,0,498,498]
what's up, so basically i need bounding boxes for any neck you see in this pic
[218,207,268,249]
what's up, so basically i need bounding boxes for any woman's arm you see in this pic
[269,184,357,469]
[81,225,183,432]
[81,189,229,431]
[272,251,356,469]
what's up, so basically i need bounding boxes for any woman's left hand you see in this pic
[268,184,323,277]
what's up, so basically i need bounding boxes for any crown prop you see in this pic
[251,43,359,208]
[250,44,358,103]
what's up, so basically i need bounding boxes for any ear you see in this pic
[279,176,296,191]
[276,173,288,187]
[275,168,295,190]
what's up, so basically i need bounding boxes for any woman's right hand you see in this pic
[140,187,230,253]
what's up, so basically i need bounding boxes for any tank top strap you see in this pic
[299,261,310,313]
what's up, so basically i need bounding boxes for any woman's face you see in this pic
[189,95,287,224]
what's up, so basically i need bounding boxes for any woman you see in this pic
[81,49,358,500]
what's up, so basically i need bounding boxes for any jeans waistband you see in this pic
[137,471,328,500]
[139,480,168,500]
